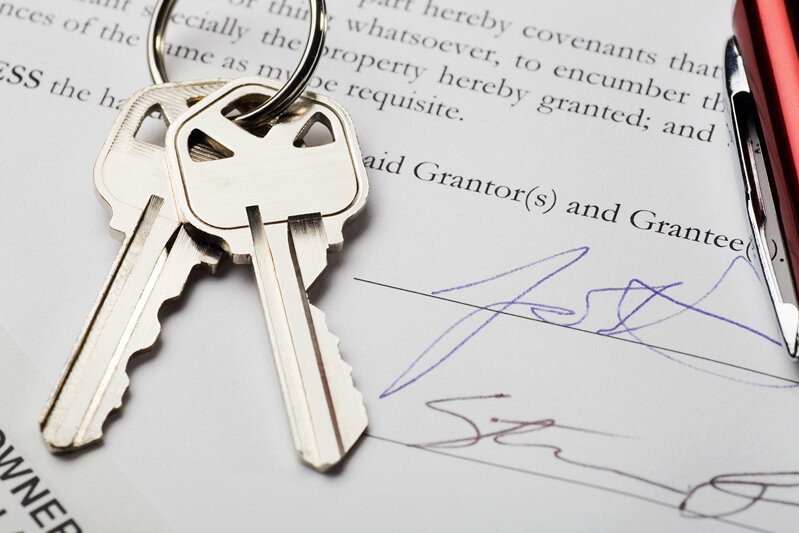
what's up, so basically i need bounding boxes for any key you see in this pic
[41,80,227,452]
[166,77,369,471]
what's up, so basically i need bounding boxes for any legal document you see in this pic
[2,0,797,531]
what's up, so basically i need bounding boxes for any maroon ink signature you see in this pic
[415,394,799,522]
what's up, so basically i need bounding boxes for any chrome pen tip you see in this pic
[724,35,799,361]
[775,303,799,357]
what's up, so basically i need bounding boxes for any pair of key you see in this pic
[39,78,369,471]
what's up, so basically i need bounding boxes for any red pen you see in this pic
[726,0,799,356]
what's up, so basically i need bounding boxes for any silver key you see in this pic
[166,77,369,471]
[41,80,226,452]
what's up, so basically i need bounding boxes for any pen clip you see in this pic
[725,38,799,357]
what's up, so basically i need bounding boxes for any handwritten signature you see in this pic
[416,395,799,521]
[381,247,785,398]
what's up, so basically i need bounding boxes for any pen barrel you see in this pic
[734,0,799,275]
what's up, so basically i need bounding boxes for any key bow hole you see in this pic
[294,113,335,148]
[134,104,169,148]
[187,129,235,163]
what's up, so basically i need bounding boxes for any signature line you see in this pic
[353,277,799,387]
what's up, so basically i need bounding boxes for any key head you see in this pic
[166,77,369,258]
[95,80,227,238]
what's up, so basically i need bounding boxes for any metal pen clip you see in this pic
[724,38,799,357]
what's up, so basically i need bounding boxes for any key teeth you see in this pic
[42,243,219,454]
[84,255,211,437]
[308,304,368,456]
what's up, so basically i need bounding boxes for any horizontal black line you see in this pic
[365,434,774,533]
[353,277,799,386]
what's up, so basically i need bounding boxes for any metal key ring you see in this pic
[147,0,327,124]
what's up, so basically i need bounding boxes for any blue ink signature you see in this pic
[381,247,786,399]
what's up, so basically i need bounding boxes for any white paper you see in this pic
[3,0,798,531]
[0,325,172,531]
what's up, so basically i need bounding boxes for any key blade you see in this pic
[41,197,221,451]
[248,209,366,471]
[290,215,368,457]
[725,38,799,356]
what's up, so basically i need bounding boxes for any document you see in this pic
[1,0,797,531]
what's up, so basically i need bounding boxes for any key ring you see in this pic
[147,0,327,124]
